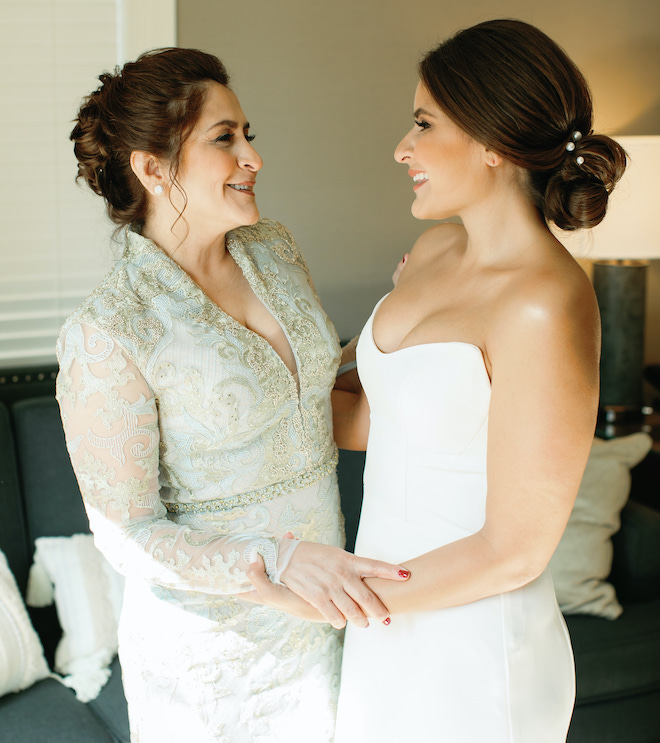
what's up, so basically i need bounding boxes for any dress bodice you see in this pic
[58,220,340,503]
[357,296,492,545]
[56,220,342,596]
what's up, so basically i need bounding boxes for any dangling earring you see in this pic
[154,185,164,195]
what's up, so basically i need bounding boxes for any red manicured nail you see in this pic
[398,569,410,578]
[382,617,391,626]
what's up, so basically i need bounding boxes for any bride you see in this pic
[251,18,625,743]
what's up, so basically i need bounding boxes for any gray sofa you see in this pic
[0,367,659,742]
[0,384,129,743]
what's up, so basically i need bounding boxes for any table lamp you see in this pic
[556,135,660,424]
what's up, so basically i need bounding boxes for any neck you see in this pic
[458,172,552,267]
[141,213,230,278]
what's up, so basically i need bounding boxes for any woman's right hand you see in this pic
[392,253,409,286]
[279,541,410,629]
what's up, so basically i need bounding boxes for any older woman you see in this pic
[57,47,406,743]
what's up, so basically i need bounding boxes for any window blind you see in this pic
[0,0,175,368]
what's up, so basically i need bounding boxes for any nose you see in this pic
[238,139,263,173]
[394,129,414,163]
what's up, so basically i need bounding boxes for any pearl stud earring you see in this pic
[154,185,164,195]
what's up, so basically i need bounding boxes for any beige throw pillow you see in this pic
[550,433,652,620]
[0,549,50,697]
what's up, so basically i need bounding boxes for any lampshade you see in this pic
[556,135,660,260]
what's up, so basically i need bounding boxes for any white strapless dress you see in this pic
[334,298,575,743]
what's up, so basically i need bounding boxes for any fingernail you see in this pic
[382,617,391,626]
[398,569,410,578]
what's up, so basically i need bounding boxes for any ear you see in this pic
[130,150,168,195]
[483,148,503,168]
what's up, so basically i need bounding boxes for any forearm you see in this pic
[364,531,546,615]
[334,335,361,393]
[332,388,369,451]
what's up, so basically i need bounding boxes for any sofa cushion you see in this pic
[0,401,30,595]
[567,688,660,743]
[87,657,130,743]
[0,676,116,742]
[11,397,90,546]
[0,548,50,697]
[566,599,660,704]
[550,433,652,619]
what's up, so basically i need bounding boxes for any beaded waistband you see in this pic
[164,451,338,515]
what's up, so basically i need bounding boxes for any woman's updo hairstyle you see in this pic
[419,19,626,230]
[71,47,230,231]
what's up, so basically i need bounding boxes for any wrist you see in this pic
[274,537,301,585]
[337,359,358,377]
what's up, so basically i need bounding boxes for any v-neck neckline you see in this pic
[126,226,301,397]
[226,234,300,393]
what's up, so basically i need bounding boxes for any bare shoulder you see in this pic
[488,250,600,371]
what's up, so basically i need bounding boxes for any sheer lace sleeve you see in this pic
[56,322,295,594]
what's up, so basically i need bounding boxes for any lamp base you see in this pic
[593,260,648,412]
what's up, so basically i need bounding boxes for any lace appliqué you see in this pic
[56,220,342,598]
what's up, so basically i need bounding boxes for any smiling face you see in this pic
[170,82,263,237]
[394,82,491,221]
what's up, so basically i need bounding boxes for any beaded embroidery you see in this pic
[164,452,338,514]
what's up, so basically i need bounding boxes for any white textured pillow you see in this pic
[550,433,652,620]
[26,534,124,702]
[0,548,50,697]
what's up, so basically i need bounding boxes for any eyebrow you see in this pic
[206,119,250,132]
[413,107,435,118]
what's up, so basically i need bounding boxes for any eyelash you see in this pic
[415,119,430,131]
[214,132,256,143]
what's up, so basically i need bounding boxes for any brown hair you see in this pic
[70,47,230,232]
[419,19,626,230]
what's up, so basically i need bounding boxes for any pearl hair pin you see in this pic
[154,185,164,195]
[565,130,582,152]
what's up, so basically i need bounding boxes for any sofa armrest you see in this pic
[629,449,660,511]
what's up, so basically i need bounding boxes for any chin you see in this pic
[411,202,434,221]
[233,209,260,229]
[246,208,261,225]
[412,200,454,222]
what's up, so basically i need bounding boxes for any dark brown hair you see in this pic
[70,47,230,231]
[419,19,626,230]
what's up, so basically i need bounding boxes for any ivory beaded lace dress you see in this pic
[56,220,343,743]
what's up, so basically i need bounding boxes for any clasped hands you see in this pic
[243,535,410,629]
